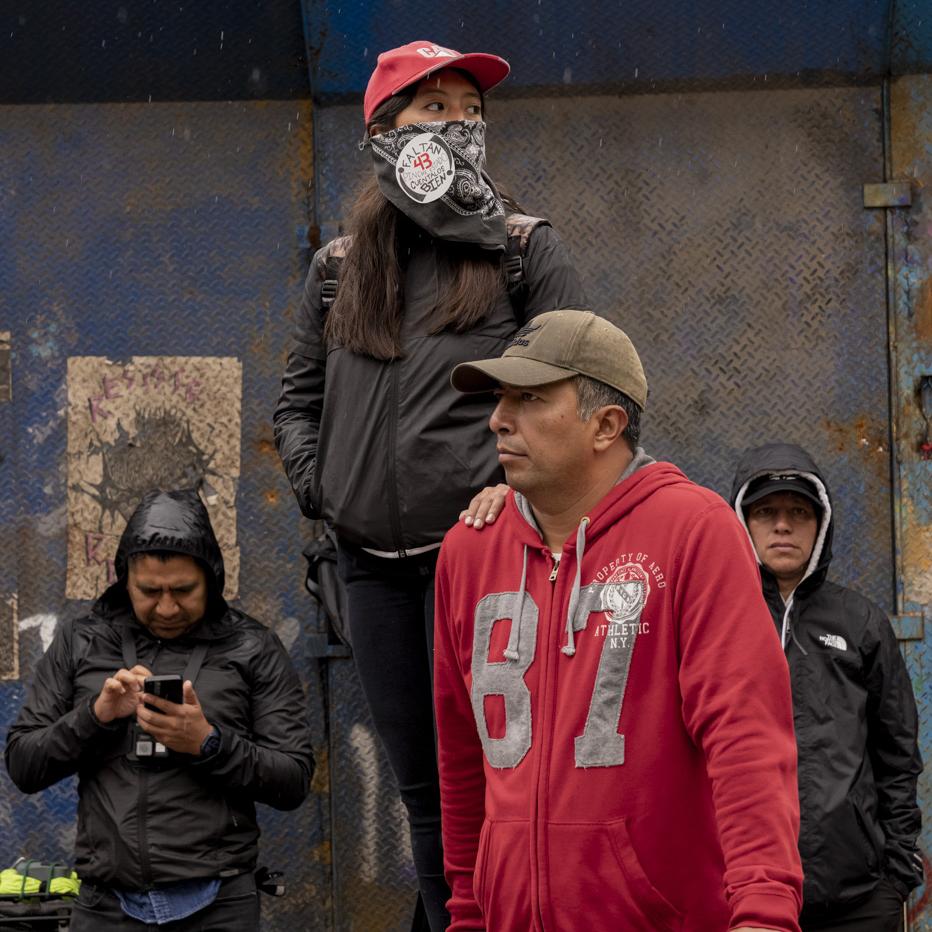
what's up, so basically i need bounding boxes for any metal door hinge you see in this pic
[862,182,912,208]
[890,610,925,641]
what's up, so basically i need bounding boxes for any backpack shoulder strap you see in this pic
[319,235,352,311]
[504,214,550,323]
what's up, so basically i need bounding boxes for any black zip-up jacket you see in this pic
[273,219,588,553]
[730,444,922,912]
[5,490,314,889]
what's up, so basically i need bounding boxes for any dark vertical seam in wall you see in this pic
[881,76,903,618]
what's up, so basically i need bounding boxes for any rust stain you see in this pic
[909,850,931,921]
[916,278,932,344]
[256,438,276,456]
[890,76,932,178]
[821,415,888,457]
[310,746,329,795]
[264,489,279,505]
[309,838,332,867]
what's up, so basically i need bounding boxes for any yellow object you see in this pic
[0,867,80,897]
[48,873,81,896]
[0,869,41,896]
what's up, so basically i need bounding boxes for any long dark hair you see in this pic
[325,73,519,360]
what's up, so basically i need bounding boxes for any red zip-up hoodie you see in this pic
[434,459,802,931]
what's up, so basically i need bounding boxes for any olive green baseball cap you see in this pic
[451,309,648,409]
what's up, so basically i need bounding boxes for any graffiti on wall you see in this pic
[66,356,242,600]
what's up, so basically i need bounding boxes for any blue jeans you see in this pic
[69,873,260,931]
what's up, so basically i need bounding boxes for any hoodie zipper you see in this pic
[531,548,561,929]
[136,641,162,888]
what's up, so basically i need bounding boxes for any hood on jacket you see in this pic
[96,489,226,620]
[504,449,689,660]
[729,443,834,644]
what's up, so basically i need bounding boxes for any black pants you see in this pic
[801,877,904,932]
[69,873,260,931]
[337,543,450,932]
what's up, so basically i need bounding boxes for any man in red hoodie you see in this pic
[434,310,803,932]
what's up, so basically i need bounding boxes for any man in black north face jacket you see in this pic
[5,489,314,931]
[731,443,922,932]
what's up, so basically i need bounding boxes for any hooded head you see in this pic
[730,442,834,598]
[97,489,226,627]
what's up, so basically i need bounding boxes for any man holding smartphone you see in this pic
[6,489,315,931]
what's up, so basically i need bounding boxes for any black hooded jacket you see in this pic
[273,219,588,553]
[5,490,314,890]
[730,444,922,913]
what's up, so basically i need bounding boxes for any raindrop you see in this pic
[117,6,128,23]
[18,14,26,25]
[634,67,638,78]
[102,39,106,48]
[562,66,572,84]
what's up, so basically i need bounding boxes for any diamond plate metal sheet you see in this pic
[0,100,329,931]
[328,660,418,931]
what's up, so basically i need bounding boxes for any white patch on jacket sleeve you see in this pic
[818,633,847,652]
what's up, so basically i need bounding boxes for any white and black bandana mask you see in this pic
[367,120,506,251]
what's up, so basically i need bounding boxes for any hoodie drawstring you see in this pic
[504,517,590,663]
[503,545,528,662]
[562,517,590,657]
[780,595,808,656]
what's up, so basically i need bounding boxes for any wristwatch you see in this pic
[199,725,221,758]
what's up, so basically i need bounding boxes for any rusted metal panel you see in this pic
[888,73,932,931]
[0,100,328,931]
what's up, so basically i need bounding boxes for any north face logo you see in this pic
[509,323,541,348]
[818,634,847,652]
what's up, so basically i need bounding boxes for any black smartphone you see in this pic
[143,674,183,712]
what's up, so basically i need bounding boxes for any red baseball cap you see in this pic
[363,41,510,126]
